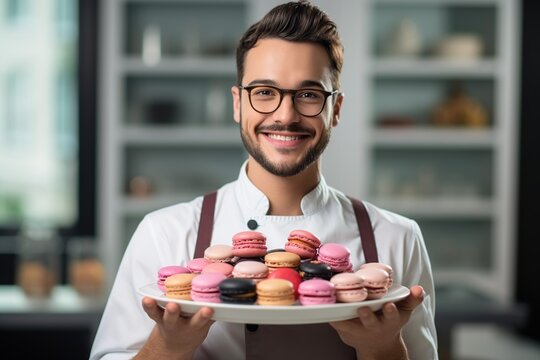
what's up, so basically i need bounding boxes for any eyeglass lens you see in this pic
[247,86,329,116]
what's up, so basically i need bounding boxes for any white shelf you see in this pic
[370,127,496,148]
[122,125,241,146]
[369,197,494,218]
[370,58,499,78]
[121,56,236,76]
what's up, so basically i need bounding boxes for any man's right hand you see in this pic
[134,296,214,359]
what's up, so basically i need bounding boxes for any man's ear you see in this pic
[331,93,344,127]
[231,86,241,124]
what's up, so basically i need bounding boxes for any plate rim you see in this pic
[137,283,410,324]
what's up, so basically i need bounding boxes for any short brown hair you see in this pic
[236,0,344,90]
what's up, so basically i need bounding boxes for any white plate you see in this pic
[137,283,410,325]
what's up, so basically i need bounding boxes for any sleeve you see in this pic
[400,220,439,360]
[89,215,170,359]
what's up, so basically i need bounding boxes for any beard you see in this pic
[240,121,331,177]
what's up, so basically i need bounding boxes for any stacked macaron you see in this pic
[156,230,394,306]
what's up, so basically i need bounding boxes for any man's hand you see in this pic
[329,285,425,360]
[134,297,214,359]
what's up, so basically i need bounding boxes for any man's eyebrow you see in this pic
[246,79,327,89]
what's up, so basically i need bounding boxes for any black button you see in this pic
[247,219,258,230]
[246,324,259,332]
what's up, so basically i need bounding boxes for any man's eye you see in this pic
[297,90,322,99]
[253,87,277,96]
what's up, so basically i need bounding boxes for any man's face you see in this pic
[232,38,343,177]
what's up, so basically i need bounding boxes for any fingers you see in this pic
[142,297,164,324]
[163,302,182,326]
[397,285,424,312]
[189,307,215,329]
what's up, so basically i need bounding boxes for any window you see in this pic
[0,0,96,284]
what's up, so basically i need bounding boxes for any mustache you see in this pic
[256,123,314,135]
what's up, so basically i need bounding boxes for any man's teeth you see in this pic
[267,134,301,141]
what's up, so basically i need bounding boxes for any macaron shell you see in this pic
[298,279,336,306]
[204,244,234,263]
[317,243,351,272]
[232,261,269,280]
[359,262,394,287]
[335,288,368,303]
[267,267,303,299]
[186,258,211,273]
[157,265,191,291]
[264,251,301,271]
[164,273,198,300]
[285,230,321,259]
[219,278,257,304]
[256,279,295,306]
[201,262,234,277]
[191,273,227,303]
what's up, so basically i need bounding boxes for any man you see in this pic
[90,1,438,359]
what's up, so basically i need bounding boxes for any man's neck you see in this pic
[246,159,321,216]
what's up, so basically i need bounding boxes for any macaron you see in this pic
[358,262,394,287]
[219,278,257,304]
[201,262,234,277]
[354,267,389,299]
[232,261,269,282]
[256,279,295,306]
[164,273,198,300]
[330,272,368,303]
[299,261,333,281]
[264,251,301,273]
[191,273,227,303]
[204,244,234,263]
[317,243,351,273]
[285,230,321,259]
[231,231,268,258]
[186,258,211,274]
[298,279,336,306]
[267,267,303,299]
[157,265,191,292]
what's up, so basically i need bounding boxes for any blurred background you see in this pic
[0,0,538,359]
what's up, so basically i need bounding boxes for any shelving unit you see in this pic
[98,0,258,285]
[325,0,520,305]
[99,1,520,306]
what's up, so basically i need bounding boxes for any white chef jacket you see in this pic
[90,162,438,359]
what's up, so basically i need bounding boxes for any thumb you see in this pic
[397,285,424,312]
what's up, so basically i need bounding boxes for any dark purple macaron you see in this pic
[299,261,333,281]
[219,278,257,304]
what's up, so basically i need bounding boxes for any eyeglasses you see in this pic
[239,85,338,117]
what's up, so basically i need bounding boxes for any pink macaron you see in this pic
[285,230,321,259]
[317,243,351,273]
[358,262,394,287]
[298,279,336,305]
[231,231,268,258]
[201,262,234,278]
[186,258,212,274]
[232,260,269,282]
[354,267,389,299]
[191,273,227,303]
[330,272,368,303]
[157,265,191,292]
[204,244,234,263]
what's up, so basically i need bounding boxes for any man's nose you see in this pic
[272,94,299,123]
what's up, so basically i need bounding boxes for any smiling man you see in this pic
[91,2,438,359]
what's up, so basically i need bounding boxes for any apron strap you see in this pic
[347,196,379,263]
[193,191,217,259]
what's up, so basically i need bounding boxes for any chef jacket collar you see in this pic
[235,160,330,217]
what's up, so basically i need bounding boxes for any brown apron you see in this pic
[194,192,378,359]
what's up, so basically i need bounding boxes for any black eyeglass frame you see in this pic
[238,85,339,117]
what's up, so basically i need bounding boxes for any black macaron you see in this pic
[219,278,257,304]
[299,261,333,280]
